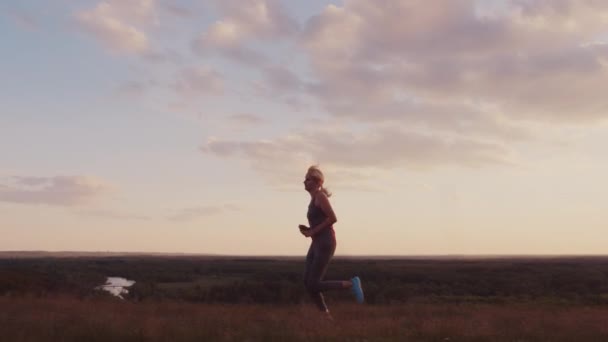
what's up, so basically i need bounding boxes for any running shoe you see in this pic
[351,276,364,303]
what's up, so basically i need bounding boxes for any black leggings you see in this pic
[303,234,344,312]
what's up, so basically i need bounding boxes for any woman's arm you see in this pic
[306,192,337,237]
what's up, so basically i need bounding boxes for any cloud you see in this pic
[201,123,514,189]
[249,65,313,110]
[210,0,299,41]
[0,176,111,206]
[193,0,299,64]
[162,3,193,18]
[228,113,267,126]
[205,126,512,168]
[169,204,241,222]
[74,0,157,54]
[140,48,184,64]
[172,66,224,97]
[259,65,305,92]
[76,209,151,221]
[301,0,608,124]
[192,1,608,188]
[193,36,266,65]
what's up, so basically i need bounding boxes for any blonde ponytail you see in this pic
[320,186,332,197]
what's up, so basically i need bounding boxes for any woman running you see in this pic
[299,165,364,319]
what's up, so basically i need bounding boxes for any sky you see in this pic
[1,0,607,256]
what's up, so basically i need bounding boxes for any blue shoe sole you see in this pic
[351,276,364,303]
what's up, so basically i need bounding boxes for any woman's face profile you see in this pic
[303,174,318,192]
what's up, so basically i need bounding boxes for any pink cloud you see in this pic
[192,0,299,65]
[172,66,224,97]
[169,204,241,222]
[74,0,157,54]
[301,0,608,124]
[0,176,111,206]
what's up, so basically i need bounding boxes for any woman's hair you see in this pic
[307,165,332,197]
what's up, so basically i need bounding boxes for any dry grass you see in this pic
[2,295,608,341]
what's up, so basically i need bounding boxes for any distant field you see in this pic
[2,255,608,340]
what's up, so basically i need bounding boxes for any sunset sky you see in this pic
[2,0,607,256]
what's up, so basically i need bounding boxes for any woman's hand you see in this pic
[302,229,314,237]
[299,225,312,237]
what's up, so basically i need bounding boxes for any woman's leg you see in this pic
[304,237,345,311]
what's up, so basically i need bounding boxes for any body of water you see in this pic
[96,277,135,299]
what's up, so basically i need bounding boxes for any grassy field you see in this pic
[2,295,608,341]
[2,254,608,341]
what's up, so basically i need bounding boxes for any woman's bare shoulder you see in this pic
[314,191,330,204]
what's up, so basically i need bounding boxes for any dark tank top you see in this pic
[307,198,335,241]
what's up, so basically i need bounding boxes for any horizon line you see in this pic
[1,250,608,259]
